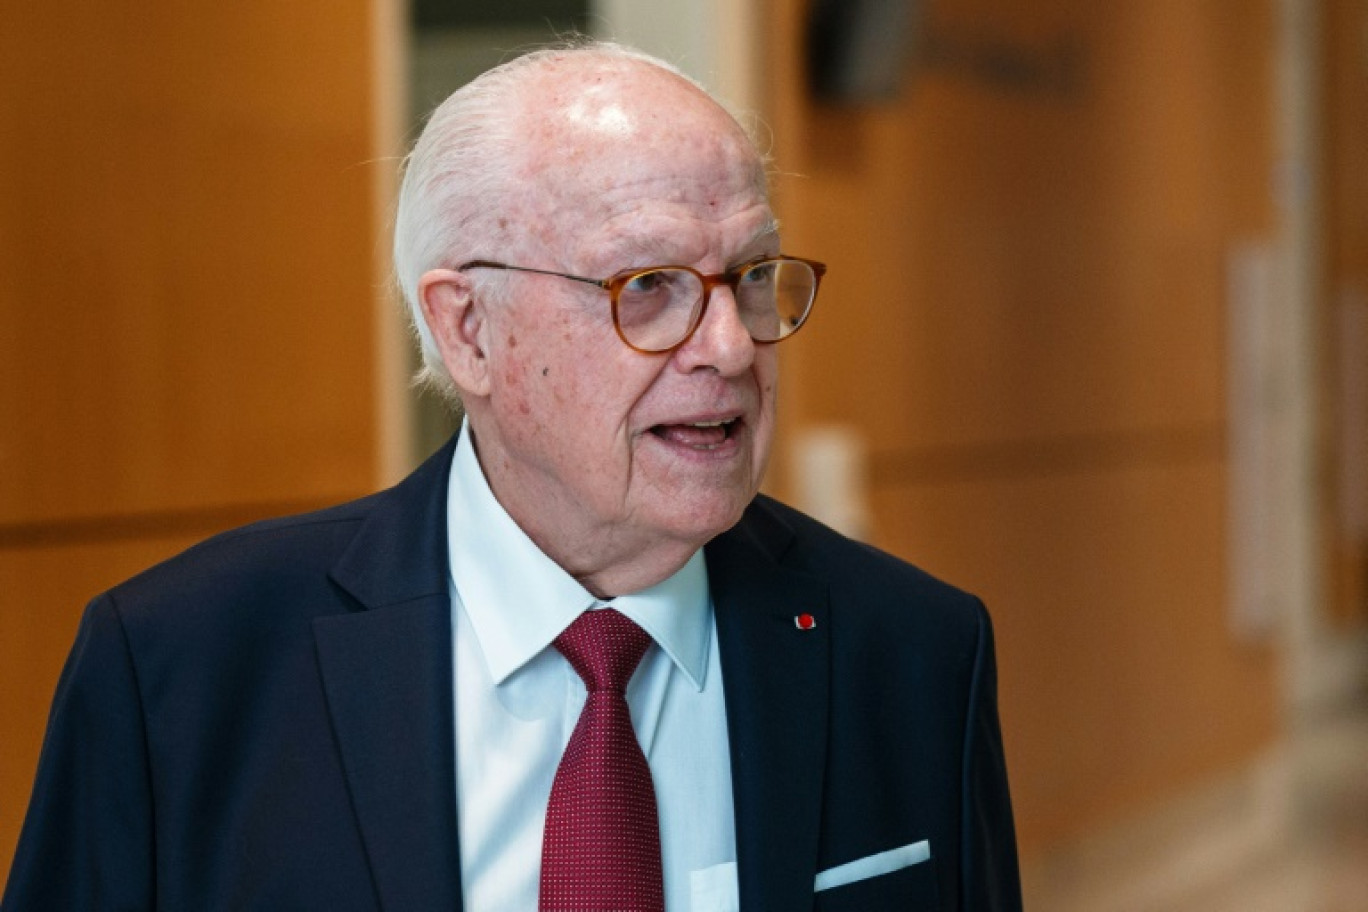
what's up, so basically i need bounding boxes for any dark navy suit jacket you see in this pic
[3,437,1021,910]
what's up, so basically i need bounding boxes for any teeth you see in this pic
[689,419,731,428]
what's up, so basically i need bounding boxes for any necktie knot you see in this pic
[553,608,652,694]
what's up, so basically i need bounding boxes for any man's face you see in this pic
[461,65,779,586]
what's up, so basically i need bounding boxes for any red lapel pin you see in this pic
[794,613,816,630]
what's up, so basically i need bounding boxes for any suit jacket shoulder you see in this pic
[3,441,460,912]
[110,496,371,627]
[737,493,987,639]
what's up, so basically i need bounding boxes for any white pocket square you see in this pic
[814,840,931,892]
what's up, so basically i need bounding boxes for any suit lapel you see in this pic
[708,503,831,911]
[315,440,463,912]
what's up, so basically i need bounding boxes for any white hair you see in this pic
[393,40,737,401]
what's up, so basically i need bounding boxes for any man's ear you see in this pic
[419,268,492,397]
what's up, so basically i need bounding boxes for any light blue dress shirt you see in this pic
[446,425,739,910]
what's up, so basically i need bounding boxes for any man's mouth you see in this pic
[648,418,741,450]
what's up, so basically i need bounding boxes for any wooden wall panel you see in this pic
[765,0,1279,854]
[1322,0,1368,626]
[774,0,1270,453]
[0,0,392,886]
[876,458,1275,848]
[0,2,381,527]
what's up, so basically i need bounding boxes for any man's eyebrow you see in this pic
[728,220,781,265]
[745,219,781,249]
[614,235,677,267]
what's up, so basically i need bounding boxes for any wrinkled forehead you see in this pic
[506,61,768,246]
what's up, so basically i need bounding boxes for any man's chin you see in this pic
[648,487,756,547]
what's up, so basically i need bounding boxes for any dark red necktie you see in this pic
[539,608,665,912]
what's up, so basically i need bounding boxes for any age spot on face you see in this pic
[507,334,518,349]
[542,366,550,377]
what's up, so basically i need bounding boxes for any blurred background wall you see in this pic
[0,0,406,887]
[2,0,1365,906]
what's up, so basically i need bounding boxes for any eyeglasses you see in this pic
[458,255,826,354]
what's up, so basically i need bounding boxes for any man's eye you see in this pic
[624,270,668,294]
[740,262,777,285]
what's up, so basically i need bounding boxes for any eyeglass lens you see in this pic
[615,259,817,352]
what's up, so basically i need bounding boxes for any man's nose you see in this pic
[674,285,756,375]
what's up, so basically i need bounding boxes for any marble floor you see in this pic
[1023,700,1368,911]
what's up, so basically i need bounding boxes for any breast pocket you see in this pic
[812,857,940,911]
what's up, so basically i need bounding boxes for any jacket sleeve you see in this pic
[960,600,1023,911]
[2,593,156,911]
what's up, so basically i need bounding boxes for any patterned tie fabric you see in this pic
[539,608,664,912]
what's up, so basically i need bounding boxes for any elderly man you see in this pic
[3,43,1019,912]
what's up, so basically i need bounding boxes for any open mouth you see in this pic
[648,418,741,450]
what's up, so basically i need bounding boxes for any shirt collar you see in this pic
[446,422,711,690]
